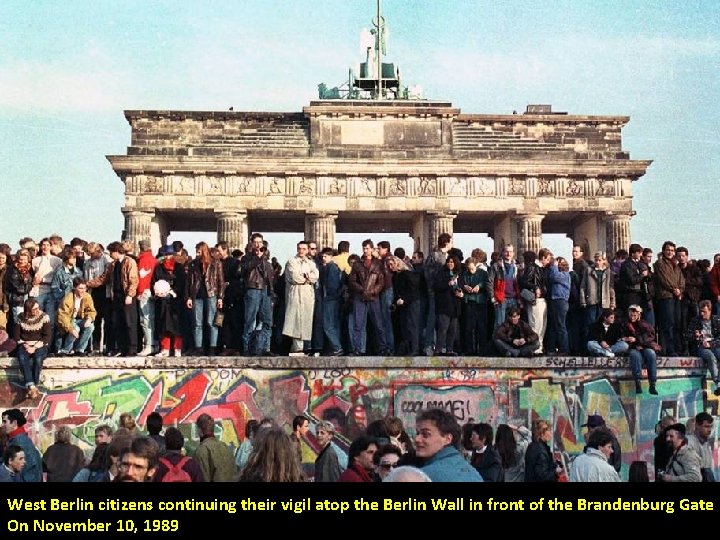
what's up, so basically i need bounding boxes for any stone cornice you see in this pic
[304,100,459,118]
[457,114,630,126]
[124,110,305,124]
[0,355,703,370]
[122,108,628,126]
[107,156,652,177]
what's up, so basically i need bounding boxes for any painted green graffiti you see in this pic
[70,374,154,420]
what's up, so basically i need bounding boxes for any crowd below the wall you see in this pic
[1,405,715,483]
[1,232,720,401]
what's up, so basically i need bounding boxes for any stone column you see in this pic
[216,211,248,253]
[426,212,456,254]
[150,213,169,255]
[605,214,631,257]
[123,210,154,254]
[411,214,426,255]
[304,212,337,250]
[514,214,544,256]
[492,215,513,254]
[571,214,600,257]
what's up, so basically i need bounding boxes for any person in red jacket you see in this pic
[136,241,158,356]
[338,436,378,482]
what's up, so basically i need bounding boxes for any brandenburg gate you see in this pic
[108,6,650,257]
[109,101,650,257]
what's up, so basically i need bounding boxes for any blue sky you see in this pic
[1,1,718,262]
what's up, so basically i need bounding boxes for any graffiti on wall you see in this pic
[1,365,718,478]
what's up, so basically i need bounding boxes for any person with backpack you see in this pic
[152,427,205,482]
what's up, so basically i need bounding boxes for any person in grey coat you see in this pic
[314,421,342,482]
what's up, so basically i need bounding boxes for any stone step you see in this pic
[453,142,559,149]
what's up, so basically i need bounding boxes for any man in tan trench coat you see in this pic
[283,241,319,355]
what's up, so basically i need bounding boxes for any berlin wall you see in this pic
[1,356,716,480]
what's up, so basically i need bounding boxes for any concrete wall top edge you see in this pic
[0,356,704,371]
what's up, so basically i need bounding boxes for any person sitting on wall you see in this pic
[493,307,540,357]
[587,308,629,358]
[56,277,96,357]
[622,304,660,394]
[687,299,720,396]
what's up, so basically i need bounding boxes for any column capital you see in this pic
[427,211,457,219]
[603,212,631,221]
[122,208,155,217]
[305,212,338,250]
[215,210,248,218]
[305,211,338,219]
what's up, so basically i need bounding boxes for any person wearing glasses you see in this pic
[117,437,160,483]
[373,444,402,481]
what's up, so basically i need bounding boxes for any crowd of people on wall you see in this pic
[1,406,714,483]
[1,233,720,400]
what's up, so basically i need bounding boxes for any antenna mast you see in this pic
[375,0,383,99]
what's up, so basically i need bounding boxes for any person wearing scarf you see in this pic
[338,436,379,482]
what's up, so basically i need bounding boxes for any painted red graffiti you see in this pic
[162,372,212,425]
[270,374,311,428]
[160,372,264,440]
[137,381,163,426]
[31,391,93,425]
[312,376,368,405]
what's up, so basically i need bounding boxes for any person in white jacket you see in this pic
[570,428,621,482]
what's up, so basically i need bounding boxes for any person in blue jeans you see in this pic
[546,257,571,355]
[12,298,51,399]
[687,299,720,396]
[587,308,629,358]
[56,278,96,356]
[622,304,659,394]
[240,234,275,356]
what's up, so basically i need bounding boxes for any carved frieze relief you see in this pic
[566,179,583,197]
[298,177,314,196]
[328,177,347,195]
[176,176,194,194]
[267,178,283,195]
[538,177,554,196]
[418,176,436,196]
[476,177,494,196]
[596,178,615,196]
[388,178,407,196]
[509,177,525,196]
[143,176,164,193]
[448,177,466,196]
[209,177,224,194]
[358,177,377,197]
[236,176,253,194]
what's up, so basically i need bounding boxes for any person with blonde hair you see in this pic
[524,419,563,482]
[389,255,422,356]
[314,421,342,482]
